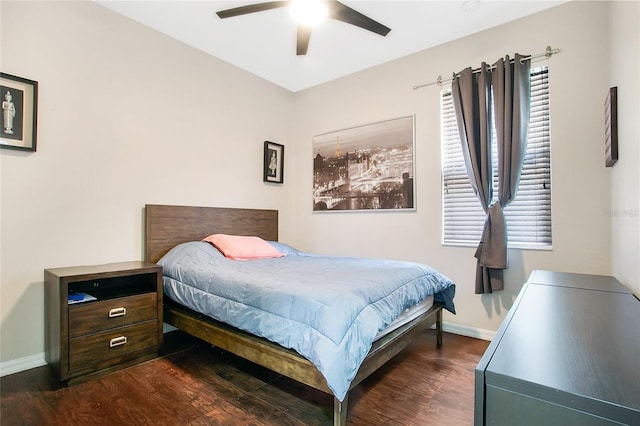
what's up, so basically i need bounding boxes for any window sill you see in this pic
[442,241,553,251]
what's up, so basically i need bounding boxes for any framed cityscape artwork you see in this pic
[313,115,415,211]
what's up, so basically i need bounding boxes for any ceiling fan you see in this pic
[216,1,391,56]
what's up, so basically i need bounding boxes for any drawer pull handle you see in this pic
[108,307,127,318]
[109,336,127,348]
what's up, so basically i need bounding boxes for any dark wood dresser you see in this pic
[475,270,640,425]
[45,262,163,384]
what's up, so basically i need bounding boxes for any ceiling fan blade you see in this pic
[297,26,311,55]
[328,1,391,36]
[216,1,289,19]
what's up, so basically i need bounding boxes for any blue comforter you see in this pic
[158,241,455,401]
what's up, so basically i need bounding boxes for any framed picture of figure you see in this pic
[0,73,38,152]
[263,141,284,184]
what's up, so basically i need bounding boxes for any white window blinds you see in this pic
[441,66,551,248]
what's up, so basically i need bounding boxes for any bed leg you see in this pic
[436,308,443,347]
[334,394,348,426]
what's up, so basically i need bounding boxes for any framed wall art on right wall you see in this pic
[604,86,618,167]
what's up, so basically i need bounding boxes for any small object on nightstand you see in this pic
[67,292,97,304]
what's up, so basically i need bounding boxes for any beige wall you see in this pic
[609,1,640,294]
[289,0,616,335]
[0,1,295,366]
[1,0,637,371]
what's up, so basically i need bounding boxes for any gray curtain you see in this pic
[451,54,531,294]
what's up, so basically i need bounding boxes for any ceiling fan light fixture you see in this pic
[462,0,479,13]
[289,0,328,27]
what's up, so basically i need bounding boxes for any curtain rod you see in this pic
[412,45,560,91]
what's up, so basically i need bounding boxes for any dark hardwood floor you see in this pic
[1,330,488,425]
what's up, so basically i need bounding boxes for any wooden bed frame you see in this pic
[144,204,444,425]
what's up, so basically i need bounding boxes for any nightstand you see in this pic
[45,261,163,384]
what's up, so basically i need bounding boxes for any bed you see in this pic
[144,204,455,425]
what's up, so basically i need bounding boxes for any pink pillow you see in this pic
[203,234,284,260]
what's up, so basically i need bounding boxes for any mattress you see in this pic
[374,295,434,341]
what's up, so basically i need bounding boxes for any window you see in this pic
[441,66,551,248]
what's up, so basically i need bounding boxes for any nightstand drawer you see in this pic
[69,320,158,370]
[69,293,157,338]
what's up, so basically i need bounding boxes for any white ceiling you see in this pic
[94,0,564,92]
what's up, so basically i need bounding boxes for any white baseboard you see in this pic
[442,322,495,341]
[0,352,47,377]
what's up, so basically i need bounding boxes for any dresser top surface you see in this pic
[528,269,633,294]
[486,282,640,411]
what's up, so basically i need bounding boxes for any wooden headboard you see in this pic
[144,204,279,263]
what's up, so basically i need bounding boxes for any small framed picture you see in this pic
[263,141,284,184]
[604,86,618,167]
[1,73,38,152]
